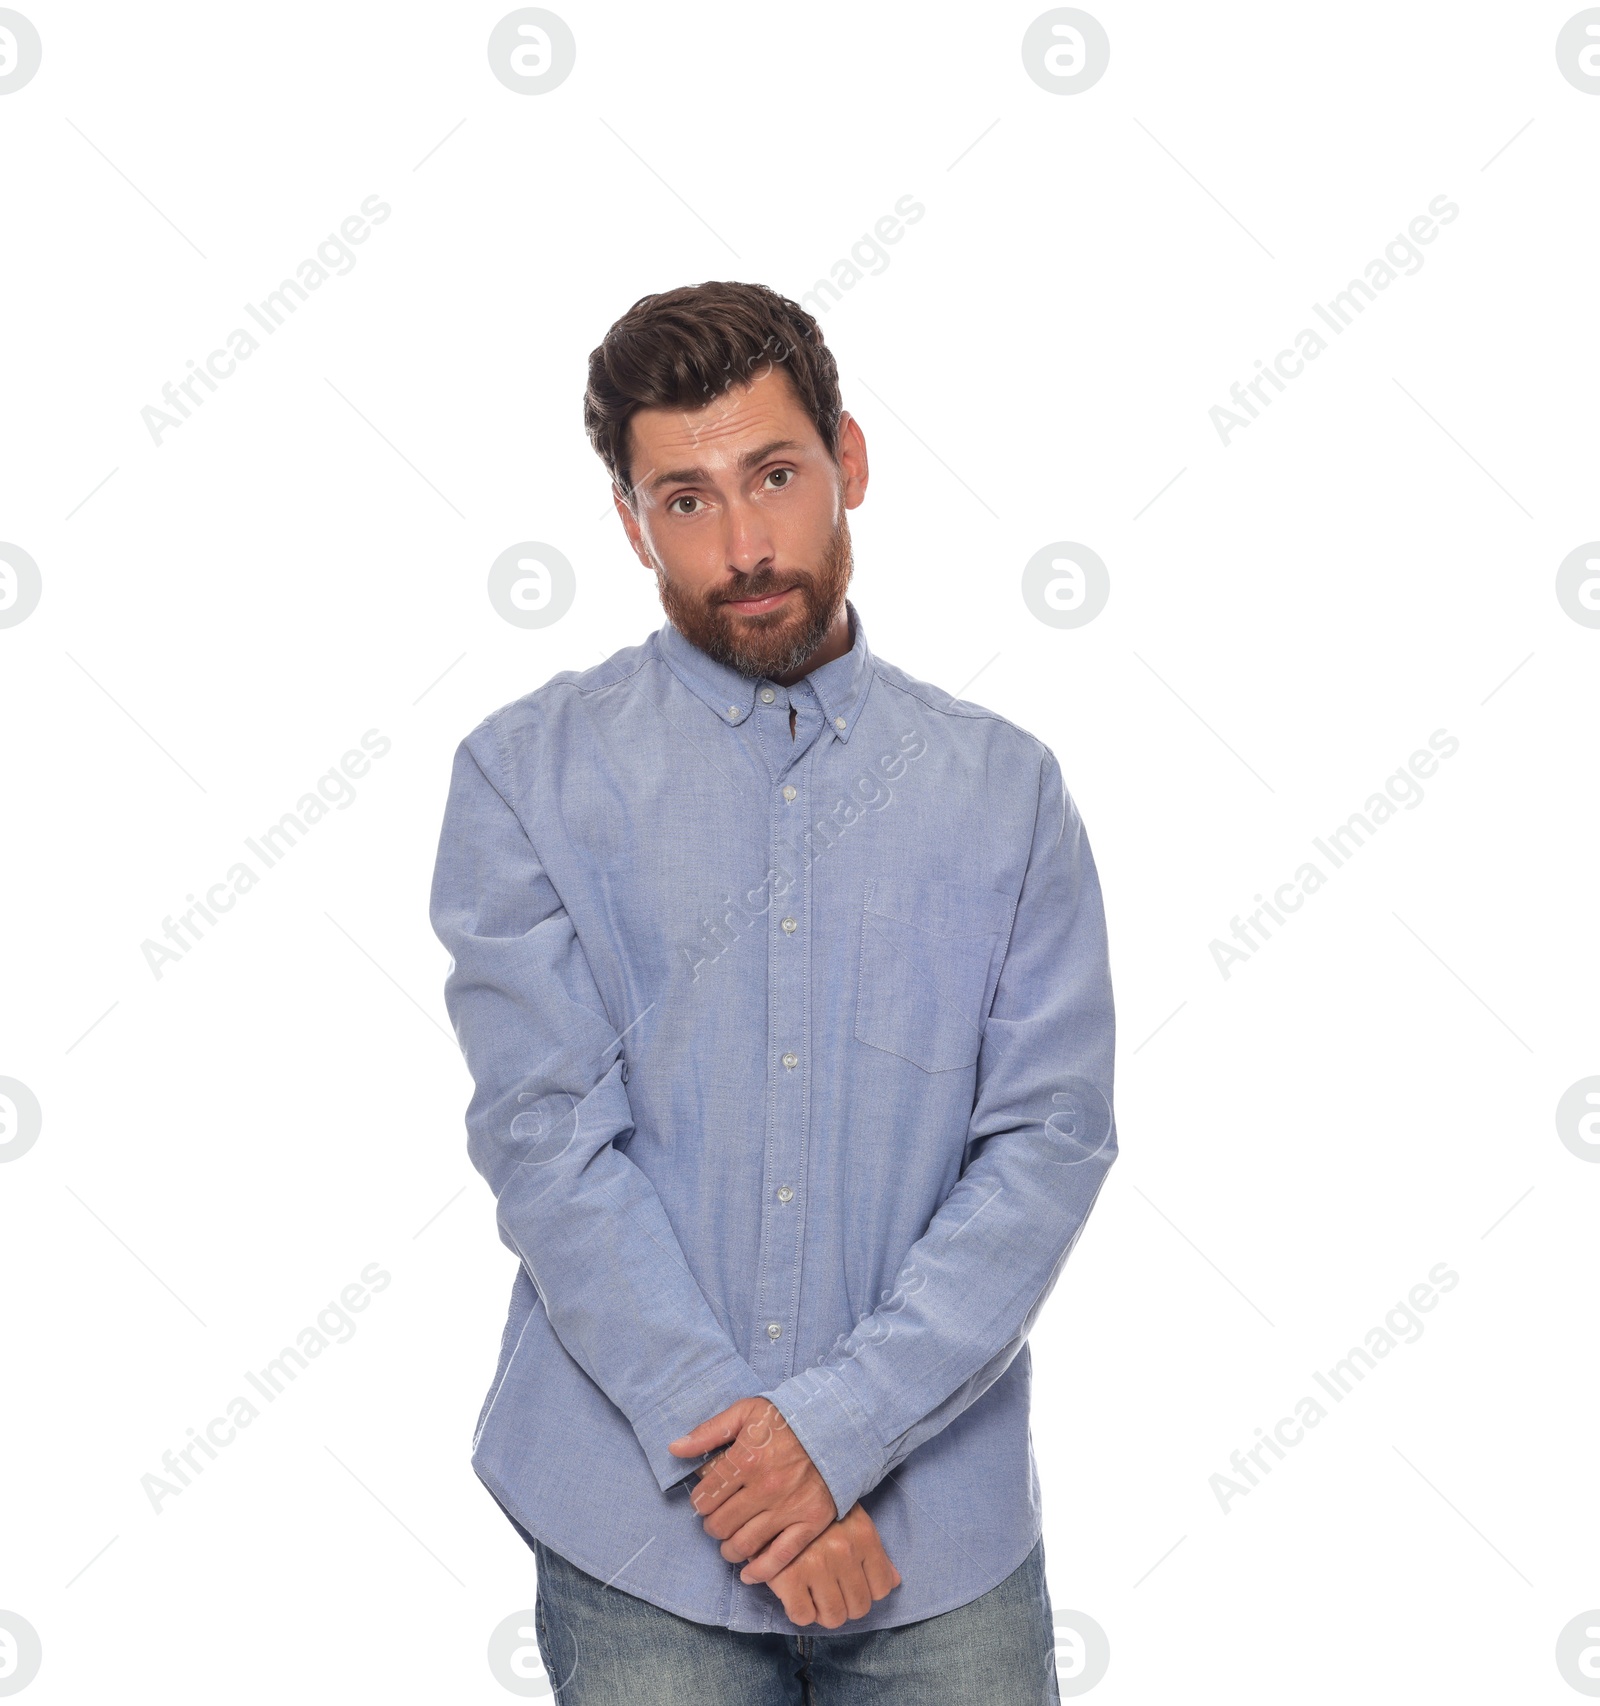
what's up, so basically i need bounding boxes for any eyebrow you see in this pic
[648,438,803,493]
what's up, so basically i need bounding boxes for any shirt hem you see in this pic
[474,1454,1045,1638]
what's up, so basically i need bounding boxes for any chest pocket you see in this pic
[854,877,1018,1073]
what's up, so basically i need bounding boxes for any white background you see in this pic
[2,2,1597,1700]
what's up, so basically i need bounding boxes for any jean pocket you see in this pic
[854,877,1017,1073]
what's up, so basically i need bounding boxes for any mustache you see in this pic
[717,577,805,604]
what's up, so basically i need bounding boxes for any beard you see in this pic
[654,511,854,681]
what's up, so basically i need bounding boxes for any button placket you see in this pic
[755,684,825,780]
[756,685,826,782]
[750,752,810,1377]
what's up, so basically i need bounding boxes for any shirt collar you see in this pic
[655,596,873,744]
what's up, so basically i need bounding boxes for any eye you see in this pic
[765,468,794,490]
[669,495,701,516]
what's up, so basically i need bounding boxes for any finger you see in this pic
[780,1579,817,1628]
[840,1559,873,1623]
[862,1546,901,1599]
[739,1521,821,1585]
[700,1488,765,1542]
[809,1570,847,1631]
[689,1462,742,1515]
[667,1402,750,1457]
[718,1508,785,1565]
[692,1448,760,1512]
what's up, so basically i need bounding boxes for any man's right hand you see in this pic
[765,1502,902,1629]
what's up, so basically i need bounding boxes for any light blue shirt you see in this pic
[428,599,1118,1635]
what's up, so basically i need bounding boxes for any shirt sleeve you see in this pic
[757,747,1118,1519]
[429,724,763,1494]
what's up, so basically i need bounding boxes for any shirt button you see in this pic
[766,1322,783,1339]
[781,917,797,934]
[834,717,847,729]
[782,785,796,802]
[760,687,776,704]
[777,1185,794,1203]
[781,1051,798,1070]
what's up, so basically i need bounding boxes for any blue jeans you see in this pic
[529,1533,1061,1704]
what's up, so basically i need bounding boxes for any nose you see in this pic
[722,492,776,575]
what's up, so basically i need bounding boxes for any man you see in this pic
[429,281,1117,1703]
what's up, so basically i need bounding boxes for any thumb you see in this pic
[667,1400,752,1457]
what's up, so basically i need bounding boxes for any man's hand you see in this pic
[766,1503,902,1630]
[668,1396,837,1583]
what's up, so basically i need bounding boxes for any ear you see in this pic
[836,410,869,510]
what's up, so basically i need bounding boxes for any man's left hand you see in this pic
[667,1397,837,1583]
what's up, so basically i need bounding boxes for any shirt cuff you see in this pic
[759,1365,886,1520]
[634,1356,763,1494]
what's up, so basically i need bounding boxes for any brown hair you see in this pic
[583,280,842,502]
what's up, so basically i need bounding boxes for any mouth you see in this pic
[721,585,797,616]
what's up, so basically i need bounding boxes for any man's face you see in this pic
[614,363,868,681]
